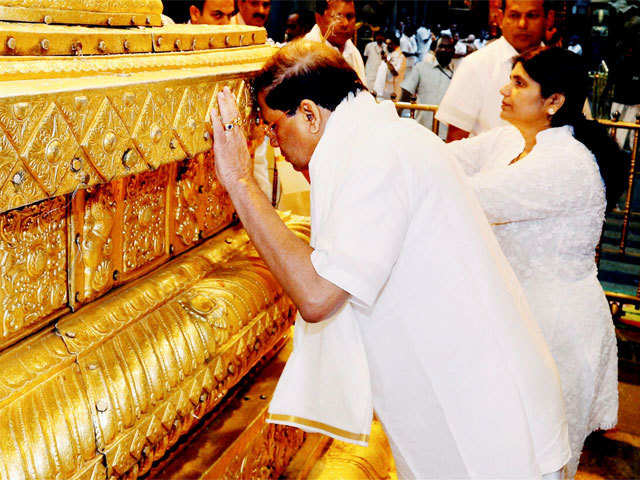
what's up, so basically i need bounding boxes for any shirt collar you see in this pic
[496,36,520,63]
[307,24,357,56]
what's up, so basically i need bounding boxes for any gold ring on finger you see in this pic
[223,117,242,131]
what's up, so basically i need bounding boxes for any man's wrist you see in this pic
[225,175,258,197]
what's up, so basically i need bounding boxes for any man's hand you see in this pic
[210,86,254,191]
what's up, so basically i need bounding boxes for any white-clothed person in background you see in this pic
[446,47,623,478]
[363,32,388,90]
[304,0,366,86]
[373,36,406,100]
[436,0,554,141]
[210,39,570,479]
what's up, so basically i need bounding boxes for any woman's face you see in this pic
[500,62,550,128]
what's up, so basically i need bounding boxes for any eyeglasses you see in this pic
[259,109,288,143]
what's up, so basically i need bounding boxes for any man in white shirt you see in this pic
[373,36,406,100]
[363,32,387,89]
[210,39,569,480]
[189,0,235,25]
[304,0,366,86]
[415,25,432,61]
[399,26,418,75]
[231,0,270,27]
[401,36,455,138]
[436,0,555,140]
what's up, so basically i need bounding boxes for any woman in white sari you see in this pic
[446,47,627,478]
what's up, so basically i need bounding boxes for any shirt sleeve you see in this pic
[470,148,600,224]
[435,56,482,132]
[445,129,499,176]
[401,64,420,94]
[310,147,411,308]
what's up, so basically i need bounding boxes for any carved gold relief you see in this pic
[22,102,100,196]
[122,166,169,273]
[132,88,186,168]
[175,158,202,249]
[174,86,210,158]
[0,98,48,154]
[0,197,67,348]
[223,423,306,479]
[81,97,143,180]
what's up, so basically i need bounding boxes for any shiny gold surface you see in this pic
[0,0,162,27]
[156,337,306,480]
[0,72,263,212]
[0,196,68,350]
[0,214,309,480]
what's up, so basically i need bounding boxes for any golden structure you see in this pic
[0,2,311,478]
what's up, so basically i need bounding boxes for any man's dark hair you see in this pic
[253,40,365,114]
[191,0,205,11]
[314,0,355,15]
[501,0,555,13]
[292,9,316,33]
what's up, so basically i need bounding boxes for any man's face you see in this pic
[191,0,235,25]
[257,93,317,173]
[316,1,356,50]
[285,14,303,42]
[238,0,271,27]
[500,0,551,52]
[435,38,454,67]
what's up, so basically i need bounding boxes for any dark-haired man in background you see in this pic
[209,40,569,480]
[436,0,554,140]
[284,10,315,42]
[304,0,366,85]
[189,0,235,25]
[231,0,270,27]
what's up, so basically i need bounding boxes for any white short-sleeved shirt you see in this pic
[305,25,367,87]
[363,41,387,89]
[399,34,417,68]
[436,36,521,135]
[309,92,569,478]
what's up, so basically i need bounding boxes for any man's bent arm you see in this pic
[446,124,470,142]
[225,177,349,323]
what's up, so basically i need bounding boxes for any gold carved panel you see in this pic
[0,197,68,349]
[0,133,46,213]
[81,97,144,181]
[122,165,169,275]
[69,182,118,308]
[22,102,100,196]
[132,87,186,169]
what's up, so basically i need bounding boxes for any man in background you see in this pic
[284,10,315,42]
[401,35,455,139]
[363,32,388,89]
[436,0,554,140]
[189,0,235,25]
[232,0,271,27]
[373,35,406,100]
[305,0,366,85]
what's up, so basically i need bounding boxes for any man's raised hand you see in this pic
[210,86,253,191]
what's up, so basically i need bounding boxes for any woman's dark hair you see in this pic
[515,47,628,212]
[253,39,365,114]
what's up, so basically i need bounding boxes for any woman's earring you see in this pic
[548,108,555,115]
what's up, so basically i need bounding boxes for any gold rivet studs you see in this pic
[71,41,82,55]
[40,38,50,51]
[156,36,163,47]
[146,16,151,25]
[224,35,231,47]
[123,39,130,51]
[106,17,113,26]
[174,38,182,50]
[209,37,215,48]
[11,171,24,186]
[6,37,16,51]
[239,34,244,45]
[43,15,53,24]
[97,40,106,53]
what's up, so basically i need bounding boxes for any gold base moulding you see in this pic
[0,213,310,480]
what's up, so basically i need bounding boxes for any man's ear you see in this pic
[189,5,201,24]
[299,99,323,134]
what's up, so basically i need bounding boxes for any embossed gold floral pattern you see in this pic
[175,158,202,248]
[0,197,67,348]
[122,167,168,273]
